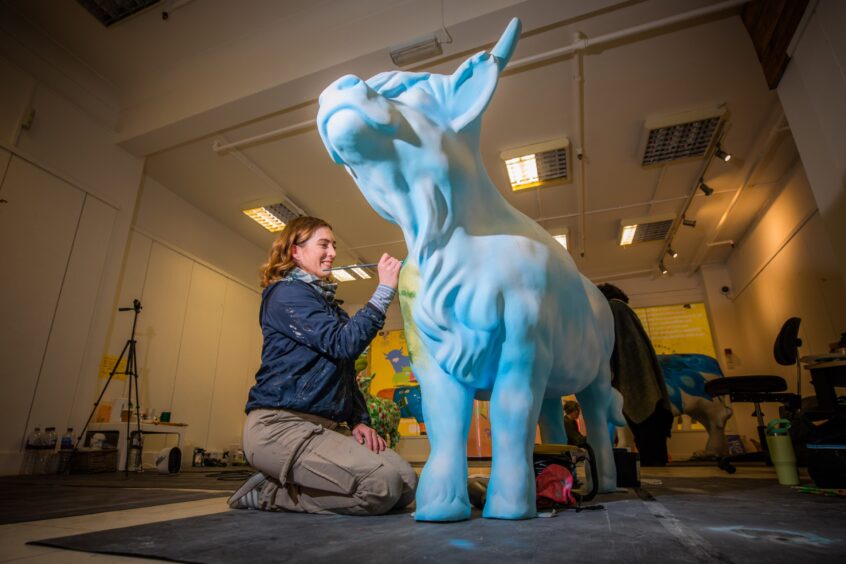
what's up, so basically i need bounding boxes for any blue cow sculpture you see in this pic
[317,18,623,521]
[658,354,733,457]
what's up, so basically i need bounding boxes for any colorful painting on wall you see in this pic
[633,302,716,357]
[369,330,417,392]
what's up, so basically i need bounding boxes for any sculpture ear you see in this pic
[447,18,521,132]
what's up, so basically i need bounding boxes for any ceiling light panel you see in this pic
[77,0,160,27]
[332,269,355,282]
[619,214,676,245]
[242,202,301,232]
[501,138,570,191]
[390,36,443,67]
[351,267,372,279]
[641,107,725,167]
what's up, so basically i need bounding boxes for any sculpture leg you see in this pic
[538,397,568,445]
[414,370,474,522]
[576,365,622,493]
[484,371,546,519]
[687,397,732,456]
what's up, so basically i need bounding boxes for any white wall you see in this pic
[0,52,144,475]
[132,176,266,288]
[706,163,846,444]
[100,177,265,457]
[777,0,846,281]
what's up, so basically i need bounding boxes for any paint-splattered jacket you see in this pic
[245,278,383,427]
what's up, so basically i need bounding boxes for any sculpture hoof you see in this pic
[414,498,472,522]
[482,495,536,520]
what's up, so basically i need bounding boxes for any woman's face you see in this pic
[292,226,337,278]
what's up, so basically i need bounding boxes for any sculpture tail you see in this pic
[609,387,625,428]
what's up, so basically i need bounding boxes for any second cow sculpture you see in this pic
[317,18,623,521]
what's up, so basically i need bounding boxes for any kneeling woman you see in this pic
[229,216,417,515]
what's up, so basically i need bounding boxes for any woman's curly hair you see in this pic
[259,216,332,288]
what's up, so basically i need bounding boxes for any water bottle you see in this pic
[20,426,43,475]
[766,418,799,486]
[36,427,58,474]
[128,433,144,472]
[58,428,74,473]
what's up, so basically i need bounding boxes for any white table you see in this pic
[85,421,187,471]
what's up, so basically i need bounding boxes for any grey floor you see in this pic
[3,465,845,563]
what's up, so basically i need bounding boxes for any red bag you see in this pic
[536,463,577,508]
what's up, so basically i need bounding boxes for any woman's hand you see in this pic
[377,253,402,289]
[352,423,387,453]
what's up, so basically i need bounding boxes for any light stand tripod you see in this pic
[74,299,144,476]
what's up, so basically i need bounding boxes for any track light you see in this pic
[659,261,668,275]
[715,144,732,162]
[682,217,697,228]
[668,248,678,259]
[699,179,714,196]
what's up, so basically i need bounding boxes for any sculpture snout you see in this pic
[317,74,397,166]
[334,74,362,91]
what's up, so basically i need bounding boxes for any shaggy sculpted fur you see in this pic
[317,18,623,521]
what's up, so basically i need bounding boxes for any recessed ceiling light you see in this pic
[619,214,675,246]
[552,228,569,250]
[242,202,301,232]
[332,269,355,282]
[351,267,372,279]
[501,139,570,191]
[640,106,725,167]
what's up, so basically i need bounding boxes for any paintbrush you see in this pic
[323,263,379,272]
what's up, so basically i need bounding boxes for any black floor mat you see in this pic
[28,478,846,564]
[0,469,246,524]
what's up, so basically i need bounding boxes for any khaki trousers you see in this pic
[243,408,417,515]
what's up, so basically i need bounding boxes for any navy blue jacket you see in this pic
[245,278,384,427]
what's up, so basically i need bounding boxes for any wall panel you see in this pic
[170,264,227,448]
[206,281,262,452]
[135,243,193,415]
[0,157,83,466]
[29,196,117,433]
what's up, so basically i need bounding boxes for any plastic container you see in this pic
[20,426,43,475]
[58,428,74,473]
[766,418,799,486]
[36,427,58,474]
[128,433,144,472]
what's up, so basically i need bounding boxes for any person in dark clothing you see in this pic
[229,216,417,514]
[563,400,588,447]
[598,283,673,466]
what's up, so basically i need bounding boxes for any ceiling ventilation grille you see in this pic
[536,147,568,182]
[242,201,302,233]
[77,0,160,27]
[501,138,570,191]
[619,214,676,246]
[640,107,725,167]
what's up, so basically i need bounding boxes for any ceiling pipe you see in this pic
[687,113,789,272]
[212,0,747,154]
[536,192,700,223]
[507,0,747,71]
[572,32,587,258]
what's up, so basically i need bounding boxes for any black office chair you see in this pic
[704,317,802,473]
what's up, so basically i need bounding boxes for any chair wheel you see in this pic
[717,458,736,474]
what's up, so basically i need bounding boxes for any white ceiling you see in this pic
[3,0,800,305]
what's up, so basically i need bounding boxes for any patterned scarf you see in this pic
[286,267,338,304]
